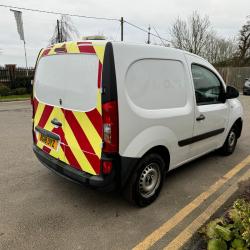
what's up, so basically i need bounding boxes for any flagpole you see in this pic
[23,40,28,76]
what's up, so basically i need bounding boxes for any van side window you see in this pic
[126,59,187,110]
[191,64,224,105]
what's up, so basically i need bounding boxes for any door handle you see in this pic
[196,114,205,121]
[51,118,62,127]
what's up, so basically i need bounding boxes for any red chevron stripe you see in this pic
[41,48,50,57]
[64,145,82,171]
[38,105,53,128]
[33,98,38,114]
[97,61,102,88]
[77,44,95,54]
[85,108,102,137]
[42,145,51,153]
[64,110,100,174]
[51,127,82,171]
[77,41,92,46]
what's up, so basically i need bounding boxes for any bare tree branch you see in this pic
[49,15,79,45]
[237,19,250,65]
[170,11,211,55]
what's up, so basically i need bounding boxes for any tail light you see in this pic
[102,101,118,153]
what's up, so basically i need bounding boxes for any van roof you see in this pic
[40,40,208,64]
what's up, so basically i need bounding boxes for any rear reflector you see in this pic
[102,161,112,174]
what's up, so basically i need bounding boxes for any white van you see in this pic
[32,41,243,206]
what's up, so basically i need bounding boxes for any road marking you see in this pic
[133,155,250,250]
[164,166,250,250]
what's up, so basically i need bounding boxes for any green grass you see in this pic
[0,94,31,101]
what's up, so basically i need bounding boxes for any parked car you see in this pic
[32,41,243,206]
[243,78,250,95]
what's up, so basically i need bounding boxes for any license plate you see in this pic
[38,133,58,150]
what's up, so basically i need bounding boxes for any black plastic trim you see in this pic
[33,145,139,191]
[178,128,225,147]
[33,145,116,191]
[102,42,118,103]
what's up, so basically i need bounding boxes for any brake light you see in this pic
[102,101,118,153]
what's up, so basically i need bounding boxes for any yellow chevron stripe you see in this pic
[36,140,44,150]
[63,118,96,175]
[92,43,105,64]
[66,42,80,53]
[73,111,102,157]
[48,43,64,55]
[97,89,102,114]
[34,102,45,127]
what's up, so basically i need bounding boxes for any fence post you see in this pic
[5,64,16,89]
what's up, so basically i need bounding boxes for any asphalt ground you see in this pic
[0,96,250,250]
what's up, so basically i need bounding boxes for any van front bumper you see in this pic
[33,145,116,191]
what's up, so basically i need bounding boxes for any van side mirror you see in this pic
[226,86,239,99]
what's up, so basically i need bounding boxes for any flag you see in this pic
[10,9,25,41]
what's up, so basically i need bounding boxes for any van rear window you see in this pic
[34,54,99,111]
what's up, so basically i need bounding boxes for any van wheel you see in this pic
[123,153,165,207]
[219,127,237,155]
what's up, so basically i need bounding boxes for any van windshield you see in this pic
[35,54,99,112]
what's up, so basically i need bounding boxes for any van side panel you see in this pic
[33,41,106,175]
[112,43,195,170]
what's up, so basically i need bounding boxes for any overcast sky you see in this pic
[0,0,249,67]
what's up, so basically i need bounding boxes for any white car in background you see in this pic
[243,78,250,95]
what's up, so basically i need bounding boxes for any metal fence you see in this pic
[217,66,250,91]
[0,65,34,91]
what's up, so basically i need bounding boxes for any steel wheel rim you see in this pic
[139,163,161,198]
[228,130,236,147]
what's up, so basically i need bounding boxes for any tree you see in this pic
[170,11,211,55]
[49,15,79,45]
[204,34,236,64]
[237,19,250,65]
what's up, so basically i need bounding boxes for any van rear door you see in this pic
[33,42,105,175]
[34,55,66,163]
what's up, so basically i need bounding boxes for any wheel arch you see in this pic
[233,117,243,138]
[120,145,170,189]
[142,145,170,173]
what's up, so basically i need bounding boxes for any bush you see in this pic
[0,84,11,96]
[10,87,27,95]
[201,199,250,250]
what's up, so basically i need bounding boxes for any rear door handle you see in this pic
[196,114,205,121]
[51,118,62,127]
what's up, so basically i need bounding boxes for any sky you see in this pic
[0,0,249,67]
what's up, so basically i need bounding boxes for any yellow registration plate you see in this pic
[39,133,58,150]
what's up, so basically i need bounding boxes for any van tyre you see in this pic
[219,127,238,156]
[123,153,165,207]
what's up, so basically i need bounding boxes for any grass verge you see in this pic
[0,94,31,102]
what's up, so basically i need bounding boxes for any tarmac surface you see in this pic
[0,96,250,250]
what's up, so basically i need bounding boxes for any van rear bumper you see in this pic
[33,145,116,191]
